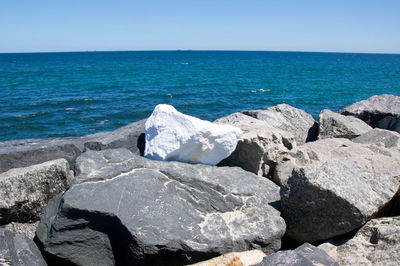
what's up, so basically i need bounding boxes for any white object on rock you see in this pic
[144,104,243,165]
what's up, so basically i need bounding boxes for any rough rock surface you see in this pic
[275,138,400,242]
[339,94,400,132]
[144,104,242,165]
[353,128,400,147]
[318,109,372,139]
[242,104,318,144]
[0,228,46,266]
[0,119,146,174]
[190,250,266,266]
[2,221,39,240]
[319,216,400,266]
[0,159,73,225]
[36,148,286,265]
[215,112,296,178]
[256,243,338,266]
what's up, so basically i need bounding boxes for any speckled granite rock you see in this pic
[0,159,73,225]
[2,221,39,240]
[256,243,338,266]
[318,109,372,139]
[36,148,286,265]
[319,216,400,266]
[275,138,400,242]
[339,94,400,133]
[215,112,295,178]
[242,103,318,144]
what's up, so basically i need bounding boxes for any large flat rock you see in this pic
[242,104,318,144]
[144,104,242,165]
[319,216,400,266]
[275,138,400,242]
[36,148,286,265]
[318,109,372,139]
[0,137,84,174]
[215,112,295,179]
[0,228,46,266]
[339,94,400,133]
[0,119,145,174]
[83,119,146,154]
[0,159,73,225]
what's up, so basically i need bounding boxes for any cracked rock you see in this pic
[36,148,286,265]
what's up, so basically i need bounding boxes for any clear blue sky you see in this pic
[1,0,399,53]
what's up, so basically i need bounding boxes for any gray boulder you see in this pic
[0,228,46,266]
[0,159,73,225]
[36,148,286,265]
[318,109,372,139]
[83,119,146,154]
[242,104,318,144]
[0,119,145,174]
[256,243,338,266]
[275,138,400,242]
[319,216,400,266]
[2,222,39,240]
[339,94,400,133]
[215,112,296,178]
[0,137,84,174]
[353,128,400,148]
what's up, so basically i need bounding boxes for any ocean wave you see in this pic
[251,88,271,93]
[97,119,109,125]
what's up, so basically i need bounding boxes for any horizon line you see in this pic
[0,49,399,56]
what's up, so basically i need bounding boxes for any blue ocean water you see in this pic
[0,51,399,141]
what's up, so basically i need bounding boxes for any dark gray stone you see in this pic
[257,243,338,266]
[215,112,295,179]
[353,128,400,148]
[0,228,46,266]
[318,109,372,139]
[319,216,400,265]
[36,148,286,265]
[83,119,146,155]
[376,115,400,133]
[275,138,400,242]
[339,94,400,133]
[0,137,84,174]
[242,104,318,144]
[0,159,73,225]
[0,119,146,174]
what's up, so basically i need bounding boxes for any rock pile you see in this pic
[0,94,399,265]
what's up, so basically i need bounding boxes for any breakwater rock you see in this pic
[36,149,285,265]
[340,94,400,133]
[0,94,399,265]
[144,104,242,165]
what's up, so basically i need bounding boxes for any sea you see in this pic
[0,51,399,142]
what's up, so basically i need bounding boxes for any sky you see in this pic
[1,0,399,53]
